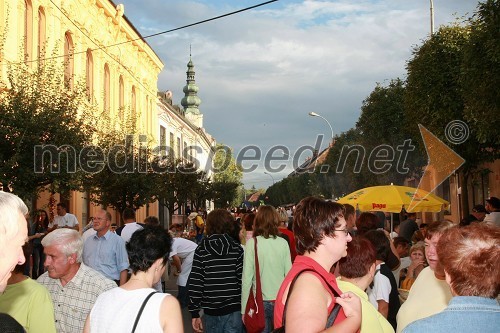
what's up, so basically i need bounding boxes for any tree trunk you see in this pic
[460,171,470,220]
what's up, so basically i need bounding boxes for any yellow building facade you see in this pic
[1,0,163,226]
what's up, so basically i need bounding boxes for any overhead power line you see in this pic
[12,0,279,65]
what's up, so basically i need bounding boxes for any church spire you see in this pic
[181,50,201,116]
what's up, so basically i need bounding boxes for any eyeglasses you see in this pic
[334,228,350,236]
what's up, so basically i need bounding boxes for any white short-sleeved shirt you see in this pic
[368,263,392,309]
[49,213,79,229]
[169,237,198,259]
[120,222,143,243]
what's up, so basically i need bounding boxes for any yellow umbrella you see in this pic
[336,185,449,213]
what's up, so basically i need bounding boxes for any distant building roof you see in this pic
[288,145,332,177]
[248,191,262,202]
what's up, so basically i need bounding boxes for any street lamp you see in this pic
[430,0,434,34]
[308,112,334,145]
[264,171,275,185]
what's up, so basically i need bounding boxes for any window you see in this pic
[131,85,136,119]
[64,31,74,88]
[177,137,181,158]
[86,49,94,101]
[170,133,174,158]
[103,63,110,111]
[119,76,124,119]
[24,0,33,64]
[37,6,45,65]
[160,126,166,156]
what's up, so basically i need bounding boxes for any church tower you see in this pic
[181,54,203,128]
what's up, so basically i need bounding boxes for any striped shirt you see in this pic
[188,233,244,318]
[37,263,116,333]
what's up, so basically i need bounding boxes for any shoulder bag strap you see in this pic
[131,291,157,333]
[254,237,262,295]
[280,269,341,327]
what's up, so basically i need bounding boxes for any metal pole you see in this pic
[430,0,434,34]
[264,171,275,185]
[308,112,334,145]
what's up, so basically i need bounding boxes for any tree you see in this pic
[0,60,95,200]
[153,158,210,223]
[85,111,157,213]
[461,0,500,144]
[212,144,243,207]
[355,78,425,186]
[405,23,499,217]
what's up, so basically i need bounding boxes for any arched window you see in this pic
[131,85,136,119]
[119,76,124,120]
[24,0,33,64]
[104,64,110,112]
[37,6,45,65]
[86,49,94,101]
[64,31,74,88]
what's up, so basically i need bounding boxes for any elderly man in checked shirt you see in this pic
[37,228,116,333]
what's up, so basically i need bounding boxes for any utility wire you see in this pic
[12,0,279,65]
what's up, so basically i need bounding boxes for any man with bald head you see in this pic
[82,208,129,285]
[0,192,29,330]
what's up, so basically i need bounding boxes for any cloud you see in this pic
[118,0,478,188]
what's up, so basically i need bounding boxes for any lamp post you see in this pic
[308,112,334,145]
[430,0,434,34]
[264,171,275,185]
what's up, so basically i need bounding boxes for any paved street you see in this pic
[163,269,194,333]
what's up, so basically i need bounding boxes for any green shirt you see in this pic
[241,236,292,312]
[0,277,56,333]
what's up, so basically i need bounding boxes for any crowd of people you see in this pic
[0,191,499,333]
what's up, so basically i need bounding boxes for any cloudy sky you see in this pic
[117,0,478,189]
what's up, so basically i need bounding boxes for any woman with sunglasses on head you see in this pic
[273,196,361,333]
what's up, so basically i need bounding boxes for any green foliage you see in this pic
[404,15,500,216]
[461,0,500,144]
[212,143,242,207]
[0,60,96,200]
[85,110,157,212]
[153,158,212,221]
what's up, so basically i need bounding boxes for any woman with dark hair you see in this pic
[243,213,256,241]
[188,209,244,333]
[84,226,182,333]
[356,212,379,235]
[241,205,291,332]
[403,223,500,333]
[337,237,394,333]
[29,209,49,279]
[273,196,361,333]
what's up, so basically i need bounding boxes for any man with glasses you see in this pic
[82,209,128,285]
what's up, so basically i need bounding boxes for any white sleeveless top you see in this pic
[90,287,169,332]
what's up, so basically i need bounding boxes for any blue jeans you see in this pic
[263,301,275,333]
[177,285,189,308]
[203,311,243,333]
